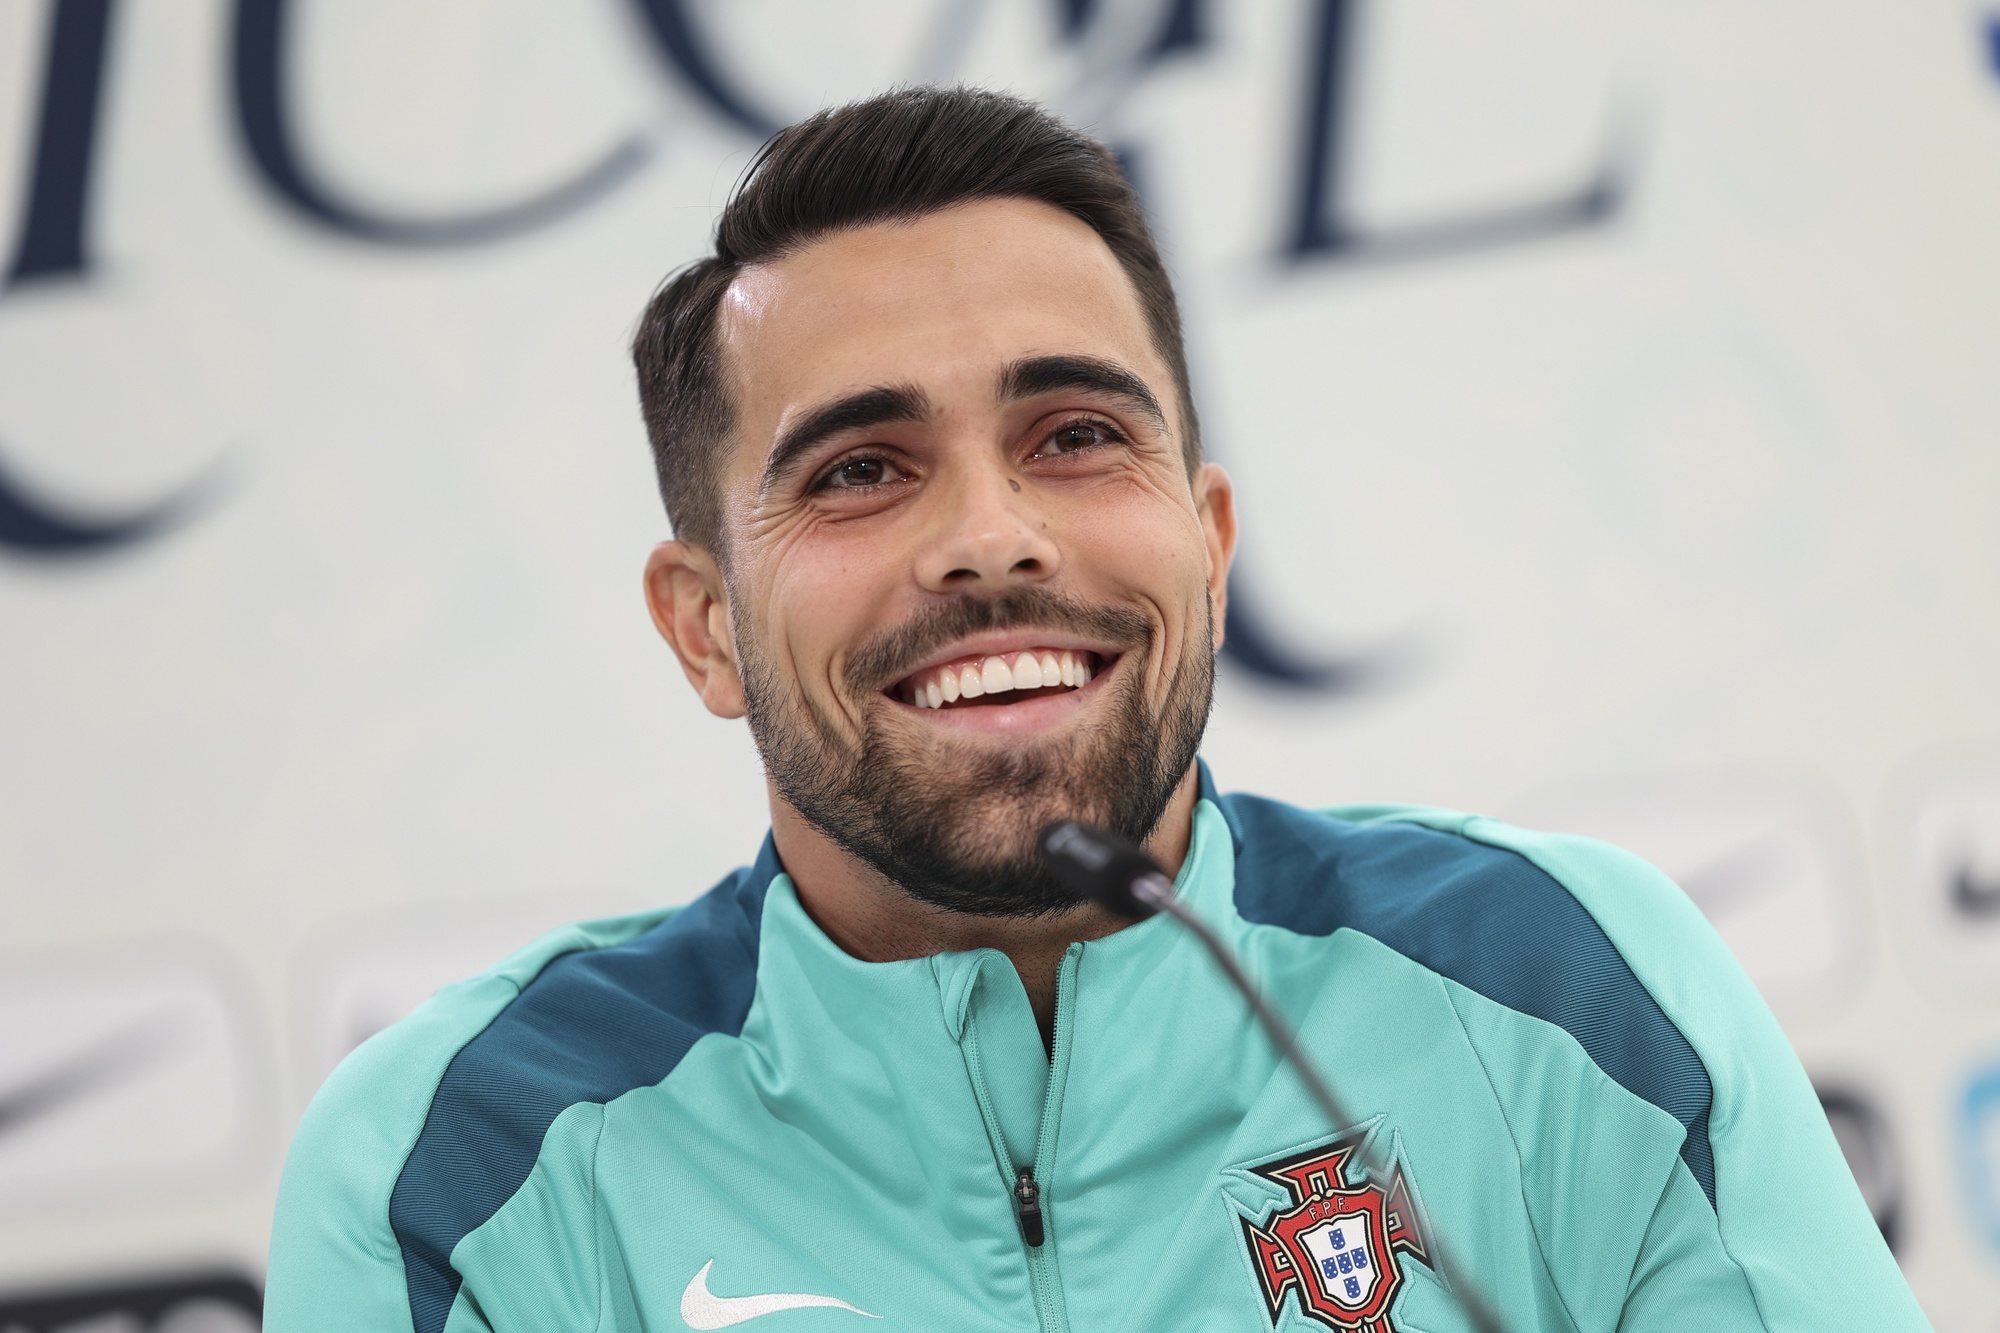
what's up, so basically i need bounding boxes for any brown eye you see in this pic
[818,456,897,490]
[1042,420,1124,456]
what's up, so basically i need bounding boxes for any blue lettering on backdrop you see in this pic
[0,0,196,555]
[0,452,194,555]
[4,0,114,288]
[1147,0,1207,58]
[1109,121,1370,689]
[1053,0,1207,59]
[1055,0,1097,39]
[230,0,652,245]
[1180,0,1629,684]
[1987,11,2000,81]
[0,0,1619,693]
[1283,0,1628,265]
[0,0,653,556]
[626,0,784,138]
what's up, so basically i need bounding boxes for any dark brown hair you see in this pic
[629,85,1198,555]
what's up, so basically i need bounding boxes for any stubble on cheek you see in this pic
[732,586,1213,918]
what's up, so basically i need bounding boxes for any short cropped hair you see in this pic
[630,85,1199,556]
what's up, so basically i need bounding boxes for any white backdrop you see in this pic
[2,1,1997,1327]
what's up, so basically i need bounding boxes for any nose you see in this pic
[914,461,1062,593]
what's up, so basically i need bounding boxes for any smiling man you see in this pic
[267,88,1929,1332]
[646,188,1228,1020]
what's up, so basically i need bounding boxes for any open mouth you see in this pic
[890,648,1111,711]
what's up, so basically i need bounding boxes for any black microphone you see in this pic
[1035,819,1506,1333]
[1037,821,1169,918]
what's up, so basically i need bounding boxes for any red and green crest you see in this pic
[1234,1128,1432,1333]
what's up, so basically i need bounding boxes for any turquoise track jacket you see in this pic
[267,772,1931,1331]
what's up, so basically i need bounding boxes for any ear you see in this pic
[1192,463,1237,651]
[644,541,747,719]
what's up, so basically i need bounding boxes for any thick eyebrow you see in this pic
[759,382,934,494]
[996,353,1168,435]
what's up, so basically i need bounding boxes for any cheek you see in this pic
[762,545,892,685]
[1058,486,1208,600]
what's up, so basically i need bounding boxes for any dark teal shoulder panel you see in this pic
[1212,789,1717,1206]
[387,839,779,1333]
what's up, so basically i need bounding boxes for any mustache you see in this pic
[845,587,1151,693]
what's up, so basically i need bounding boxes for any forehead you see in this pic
[714,198,1164,482]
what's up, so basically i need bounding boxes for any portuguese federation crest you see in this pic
[1232,1127,1433,1332]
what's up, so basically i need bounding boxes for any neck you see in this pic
[769,766,1202,1046]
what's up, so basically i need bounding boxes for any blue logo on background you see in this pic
[0,0,1620,702]
[1961,1062,2000,1257]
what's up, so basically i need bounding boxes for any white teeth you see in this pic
[903,648,1100,708]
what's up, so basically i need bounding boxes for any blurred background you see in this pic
[2,0,1997,1328]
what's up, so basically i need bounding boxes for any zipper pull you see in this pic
[1013,1168,1045,1247]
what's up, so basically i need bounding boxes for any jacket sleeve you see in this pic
[265,973,522,1333]
[1467,818,1934,1332]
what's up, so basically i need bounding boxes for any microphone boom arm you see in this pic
[1130,873,1506,1333]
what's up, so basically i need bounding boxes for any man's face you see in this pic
[704,198,1233,915]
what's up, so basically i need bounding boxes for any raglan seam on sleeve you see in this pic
[1489,827,1774,1323]
[586,1102,610,1333]
[388,974,526,1333]
[1614,1152,1712,1328]
[1620,1162,1676,1302]
[1693,1160,1777,1333]
[1703,1175,1776,1331]
[1440,978,1585,1333]
[1466,823,1778,1332]
[1459,819,1724,1194]
[1621,1159,1774,1333]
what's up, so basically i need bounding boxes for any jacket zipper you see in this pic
[1020,944,1080,1331]
[962,944,1081,1333]
[1013,1168,1045,1246]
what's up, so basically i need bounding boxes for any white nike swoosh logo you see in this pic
[680,1260,881,1328]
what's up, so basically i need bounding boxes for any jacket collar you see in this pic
[739,761,1239,1049]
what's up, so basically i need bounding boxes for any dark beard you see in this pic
[736,586,1214,918]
